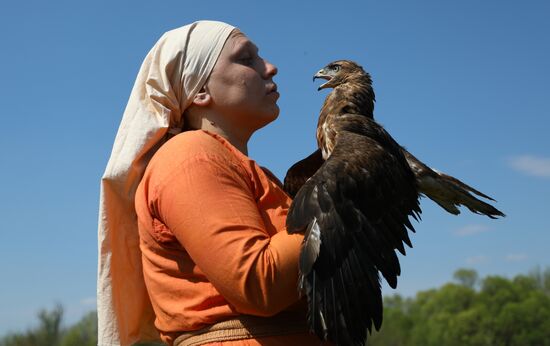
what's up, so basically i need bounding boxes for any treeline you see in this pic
[1,268,549,346]
[0,305,99,346]
[0,306,162,346]
[367,267,550,346]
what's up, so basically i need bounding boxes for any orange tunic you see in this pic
[135,130,321,345]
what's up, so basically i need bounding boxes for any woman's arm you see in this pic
[152,153,304,316]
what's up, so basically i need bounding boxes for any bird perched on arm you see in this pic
[284,60,504,346]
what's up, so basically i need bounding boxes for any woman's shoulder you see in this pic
[167,130,231,157]
[155,130,237,164]
[144,130,242,183]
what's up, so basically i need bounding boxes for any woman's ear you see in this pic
[191,86,211,107]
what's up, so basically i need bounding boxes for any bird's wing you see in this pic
[287,114,420,345]
[403,149,505,218]
[284,149,324,198]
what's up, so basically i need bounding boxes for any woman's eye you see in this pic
[239,56,253,65]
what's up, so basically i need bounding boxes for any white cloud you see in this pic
[80,297,97,307]
[508,155,550,178]
[505,253,528,262]
[466,255,489,265]
[454,224,490,237]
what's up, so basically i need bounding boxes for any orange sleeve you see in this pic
[152,153,304,317]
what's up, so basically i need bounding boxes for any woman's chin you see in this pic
[265,106,280,124]
[252,109,279,132]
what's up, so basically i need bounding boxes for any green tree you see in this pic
[453,268,479,289]
[367,294,412,346]
[368,268,550,346]
[59,311,97,346]
[0,304,63,346]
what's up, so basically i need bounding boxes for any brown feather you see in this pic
[403,149,505,218]
[284,149,324,198]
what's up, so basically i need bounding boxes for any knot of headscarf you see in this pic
[97,20,235,346]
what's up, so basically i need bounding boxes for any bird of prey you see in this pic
[284,60,504,346]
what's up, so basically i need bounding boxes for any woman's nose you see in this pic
[263,59,278,78]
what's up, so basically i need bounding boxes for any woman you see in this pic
[98,21,324,346]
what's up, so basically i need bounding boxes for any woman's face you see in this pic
[205,31,279,133]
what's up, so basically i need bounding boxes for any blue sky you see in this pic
[1,0,549,336]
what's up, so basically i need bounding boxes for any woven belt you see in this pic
[173,311,309,346]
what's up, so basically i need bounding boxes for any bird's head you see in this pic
[313,60,372,91]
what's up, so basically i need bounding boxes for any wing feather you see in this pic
[284,149,324,198]
[287,114,420,345]
[403,149,505,218]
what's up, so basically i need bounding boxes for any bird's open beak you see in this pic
[313,69,332,91]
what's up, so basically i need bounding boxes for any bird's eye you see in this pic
[331,65,341,72]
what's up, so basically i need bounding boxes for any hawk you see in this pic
[284,60,504,345]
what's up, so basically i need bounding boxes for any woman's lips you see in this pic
[267,91,280,100]
[266,83,278,94]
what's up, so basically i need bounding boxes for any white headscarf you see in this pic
[97,21,235,346]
